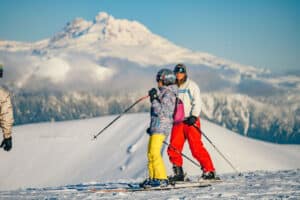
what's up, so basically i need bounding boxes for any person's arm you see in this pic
[149,88,162,115]
[190,81,201,117]
[0,92,14,139]
[0,90,14,151]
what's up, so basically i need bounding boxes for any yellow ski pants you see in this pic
[147,134,167,180]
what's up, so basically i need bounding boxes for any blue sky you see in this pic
[0,0,299,73]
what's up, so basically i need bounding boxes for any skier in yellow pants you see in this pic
[140,69,177,188]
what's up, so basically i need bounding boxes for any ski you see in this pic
[90,179,221,193]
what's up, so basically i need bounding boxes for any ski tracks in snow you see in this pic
[120,119,148,173]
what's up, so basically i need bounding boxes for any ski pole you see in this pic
[92,95,149,140]
[192,124,242,175]
[163,141,202,169]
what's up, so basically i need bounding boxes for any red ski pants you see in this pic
[167,118,215,172]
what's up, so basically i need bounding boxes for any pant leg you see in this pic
[147,136,154,179]
[147,134,167,179]
[167,122,186,167]
[186,118,215,172]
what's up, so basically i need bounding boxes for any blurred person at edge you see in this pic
[0,64,14,152]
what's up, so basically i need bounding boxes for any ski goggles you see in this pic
[174,66,186,73]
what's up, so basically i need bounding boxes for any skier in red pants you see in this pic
[167,63,216,181]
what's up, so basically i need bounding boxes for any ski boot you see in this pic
[201,171,216,180]
[139,178,152,188]
[143,179,168,188]
[168,165,185,185]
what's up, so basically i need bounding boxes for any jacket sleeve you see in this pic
[0,90,14,139]
[190,81,202,117]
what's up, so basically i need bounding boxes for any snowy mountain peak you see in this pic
[90,12,155,46]
[1,12,266,74]
[65,18,91,31]
[50,12,154,47]
[94,12,110,23]
[40,12,268,73]
[64,18,92,36]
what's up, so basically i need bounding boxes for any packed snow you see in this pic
[0,113,299,199]
[1,170,299,199]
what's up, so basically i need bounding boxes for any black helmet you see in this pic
[156,68,176,85]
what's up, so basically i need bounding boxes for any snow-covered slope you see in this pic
[0,113,299,191]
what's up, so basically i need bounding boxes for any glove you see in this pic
[0,137,12,151]
[184,116,197,126]
[148,88,158,102]
[146,127,151,134]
